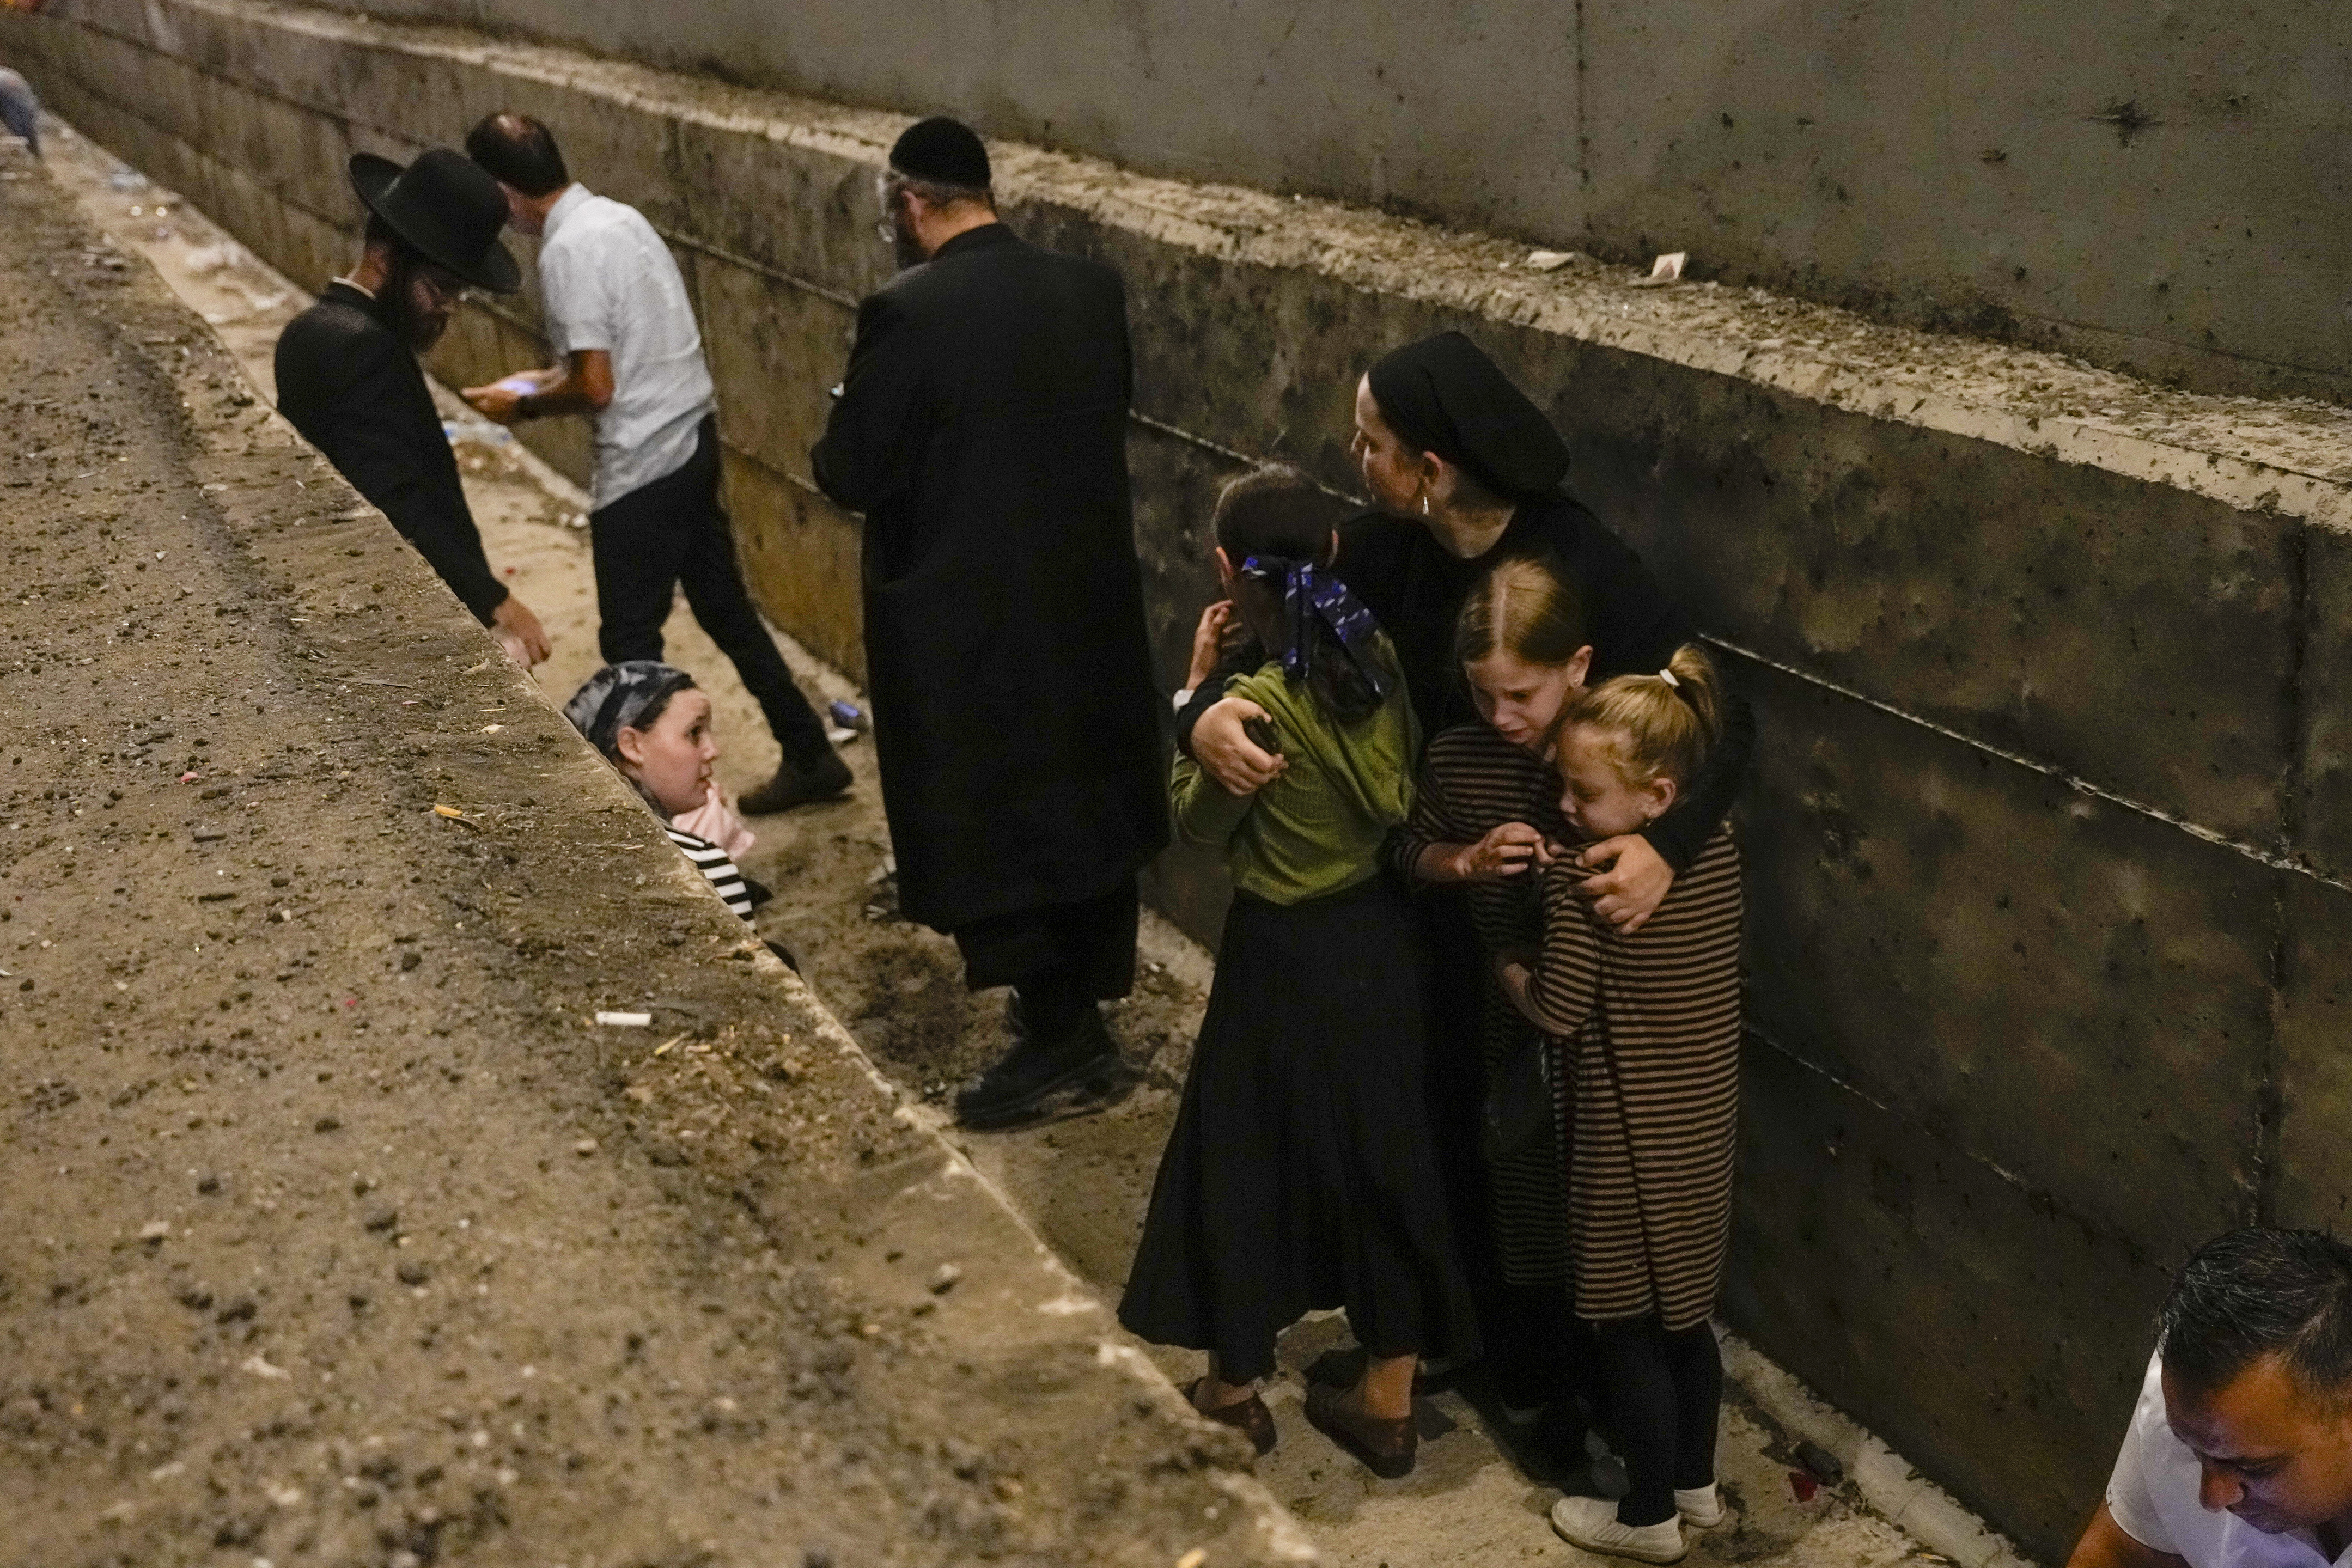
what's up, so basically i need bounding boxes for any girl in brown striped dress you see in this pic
[1499,644,1742,1566]
[1392,558,1590,1392]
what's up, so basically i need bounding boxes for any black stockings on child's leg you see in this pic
[1591,1316,1723,1527]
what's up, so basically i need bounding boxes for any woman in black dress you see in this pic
[1175,333,1753,1418]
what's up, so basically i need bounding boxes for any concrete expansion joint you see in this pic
[1748,1024,2048,1209]
[1709,634,2352,895]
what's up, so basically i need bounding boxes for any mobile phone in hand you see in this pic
[1242,715,1281,756]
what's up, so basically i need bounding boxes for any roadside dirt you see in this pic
[0,135,1301,1568]
[16,118,2002,1568]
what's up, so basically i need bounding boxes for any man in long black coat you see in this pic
[275,148,549,663]
[813,118,1167,1127]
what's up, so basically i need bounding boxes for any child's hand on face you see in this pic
[1187,600,1237,690]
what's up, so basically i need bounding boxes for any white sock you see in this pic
[1674,1482,1723,1524]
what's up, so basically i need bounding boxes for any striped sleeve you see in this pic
[666,826,755,923]
[1393,746,1465,882]
[1529,862,1605,1036]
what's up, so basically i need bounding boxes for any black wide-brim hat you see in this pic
[349,148,521,295]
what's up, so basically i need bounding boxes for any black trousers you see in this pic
[953,877,1140,1033]
[589,415,830,768]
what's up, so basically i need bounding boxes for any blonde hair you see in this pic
[1453,553,1587,670]
[1557,643,1722,788]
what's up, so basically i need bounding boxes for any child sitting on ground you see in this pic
[1497,644,1744,1565]
[1118,465,1475,1479]
[564,662,783,955]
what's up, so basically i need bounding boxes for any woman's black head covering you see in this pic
[1364,331,1569,500]
[563,661,697,759]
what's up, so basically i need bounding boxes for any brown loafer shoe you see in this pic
[1305,1382,1417,1479]
[1184,1379,1276,1456]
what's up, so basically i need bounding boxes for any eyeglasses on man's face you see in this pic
[874,176,907,243]
[414,268,474,308]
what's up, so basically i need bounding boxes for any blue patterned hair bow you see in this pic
[1238,556,1391,701]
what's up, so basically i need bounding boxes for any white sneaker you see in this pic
[1549,1495,1689,1564]
[1675,1482,1727,1529]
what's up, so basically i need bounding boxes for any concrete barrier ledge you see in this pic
[33,0,2352,532]
[0,138,1308,1565]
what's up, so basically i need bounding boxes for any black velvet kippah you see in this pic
[1365,331,1569,499]
[889,117,991,188]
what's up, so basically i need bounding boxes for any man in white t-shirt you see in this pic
[2069,1228,2352,1568]
[459,113,849,816]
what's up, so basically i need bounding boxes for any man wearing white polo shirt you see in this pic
[2068,1228,2352,1568]
[461,112,849,815]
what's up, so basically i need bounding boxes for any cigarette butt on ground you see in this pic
[594,1011,653,1028]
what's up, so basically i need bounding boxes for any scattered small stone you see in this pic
[190,828,225,843]
[574,1138,599,1157]
[1794,1438,1845,1485]
[929,1263,963,1296]
[196,1174,220,1194]
[395,1261,430,1286]
[137,1220,171,1242]
[176,1286,214,1311]
[216,1296,257,1324]
[361,1204,398,1232]
[313,1117,340,1134]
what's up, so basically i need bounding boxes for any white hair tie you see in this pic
[1658,667,1680,688]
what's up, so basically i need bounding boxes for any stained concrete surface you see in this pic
[21,115,2033,1568]
[0,137,1307,1568]
[277,0,2349,403]
[15,8,2352,1555]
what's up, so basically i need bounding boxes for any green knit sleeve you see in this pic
[1170,755,1257,849]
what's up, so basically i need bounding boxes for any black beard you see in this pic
[385,255,446,351]
[892,221,927,271]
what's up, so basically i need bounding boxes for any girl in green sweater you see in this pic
[1119,466,1476,1479]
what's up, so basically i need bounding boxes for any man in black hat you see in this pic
[813,116,1168,1127]
[274,148,550,664]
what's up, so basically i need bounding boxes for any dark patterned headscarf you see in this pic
[563,661,697,759]
[1237,556,1392,702]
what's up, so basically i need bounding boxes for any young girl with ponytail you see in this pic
[1497,644,1744,1565]
[1120,465,1475,1480]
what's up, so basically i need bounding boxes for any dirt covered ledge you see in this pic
[0,141,1303,1567]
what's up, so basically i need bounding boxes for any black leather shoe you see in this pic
[740,748,852,815]
[1185,1379,1277,1456]
[1305,1382,1417,1479]
[955,1008,1120,1128]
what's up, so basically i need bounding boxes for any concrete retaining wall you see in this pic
[205,0,2352,405]
[11,1,2352,1558]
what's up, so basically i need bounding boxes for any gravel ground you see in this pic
[0,135,1302,1568]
